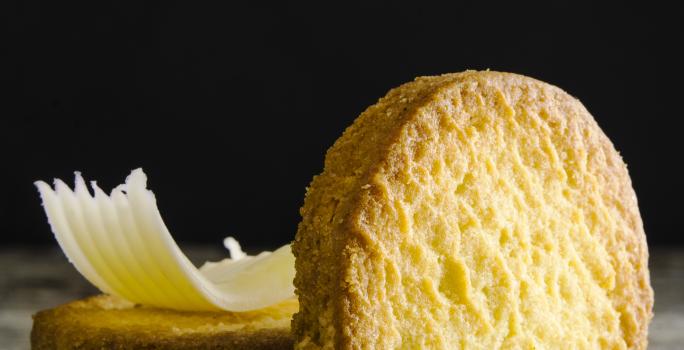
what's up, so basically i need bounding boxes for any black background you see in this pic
[3,1,682,248]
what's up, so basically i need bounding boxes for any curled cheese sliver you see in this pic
[35,168,295,312]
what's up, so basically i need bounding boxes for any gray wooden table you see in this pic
[1,247,682,349]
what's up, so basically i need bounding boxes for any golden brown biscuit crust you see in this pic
[32,294,296,350]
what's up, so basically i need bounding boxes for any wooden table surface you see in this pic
[1,247,682,349]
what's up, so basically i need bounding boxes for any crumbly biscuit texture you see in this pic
[32,294,297,349]
[292,71,653,349]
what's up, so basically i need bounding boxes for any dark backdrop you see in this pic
[3,1,682,248]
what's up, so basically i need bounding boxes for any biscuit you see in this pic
[32,294,297,349]
[292,71,653,349]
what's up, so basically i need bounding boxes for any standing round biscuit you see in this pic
[293,71,653,349]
